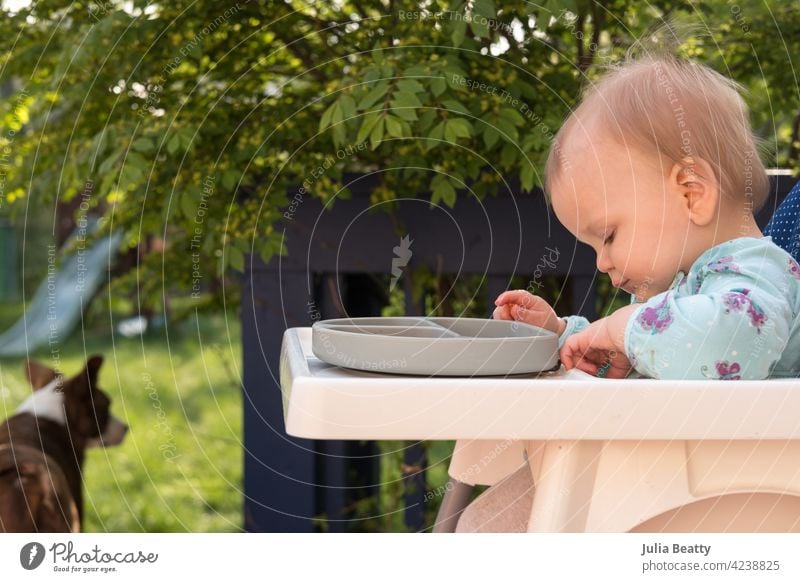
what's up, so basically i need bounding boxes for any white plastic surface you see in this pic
[281,327,800,441]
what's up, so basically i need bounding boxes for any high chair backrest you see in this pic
[765,180,800,261]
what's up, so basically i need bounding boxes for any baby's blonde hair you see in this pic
[545,54,769,212]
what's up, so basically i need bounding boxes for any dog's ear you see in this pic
[84,355,104,385]
[64,355,103,397]
[25,360,58,390]
[63,355,107,439]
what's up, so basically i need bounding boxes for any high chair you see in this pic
[436,180,800,533]
[278,181,800,533]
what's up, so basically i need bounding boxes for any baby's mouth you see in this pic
[614,278,632,293]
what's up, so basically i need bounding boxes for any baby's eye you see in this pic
[604,231,615,245]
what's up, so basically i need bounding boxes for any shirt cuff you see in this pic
[558,315,591,350]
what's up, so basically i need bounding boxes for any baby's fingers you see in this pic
[561,336,597,374]
[494,290,536,307]
[559,339,577,370]
[574,358,600,376]
[492,304,513,320]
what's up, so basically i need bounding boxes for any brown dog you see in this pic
[0,355,127,532]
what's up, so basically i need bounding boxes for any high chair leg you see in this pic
[438,439,528,532]
[432,479,474,533]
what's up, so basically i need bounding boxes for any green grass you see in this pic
[0,297,478,532]
[0,305,243,532]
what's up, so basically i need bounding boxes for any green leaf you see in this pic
[501,142,518,166]
[122,152,148,180]
[419,110,438,132]
[228,245,245,272]
[445,65,469,90]
[372,42,384,66]
[123,149,144,166]
[483,125,500,149]
[499,107,526,126]
[495,117,519,143]
[167,133,182,155]
[332,123,346,148]
[432,176,457,207]
[338,94,356,119]
[356,112,380,143]
[444,118,471,142]
[180,186,202,218]
[451,19,467,47]
[97,146,125,176]
[385,115,403,138]
[392,90,423,109]
[470,14,491,38]
[91,129,110,158]
[426,121,445,151]
[397,79,425,94]
[369,116,385,150]
[119,161,144,186]
[357,81,389,110]
[329,102,345,145]
[258,241,276,266]
[404,65,427,77]
[431,77,447,97]
[474,0,496,18]
[331,101,344,125]
[521,163,536,192]
[179,129,194,150]
[364,67,381,83]
[131,137,153,153]
[522,132,547,151]
[442,99,470,115]
[394,107,418,121]
[319,101,338,131]
[222,169,239,191]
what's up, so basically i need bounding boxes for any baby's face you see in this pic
[549,136,694,302]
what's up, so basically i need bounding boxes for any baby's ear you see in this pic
[670,157,719,226]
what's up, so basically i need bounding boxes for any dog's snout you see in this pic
[86,416,129,448]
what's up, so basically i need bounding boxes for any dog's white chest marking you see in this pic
[15,379,66,425]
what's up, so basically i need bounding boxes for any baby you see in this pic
[495,54,800,381]
[455,54,800,532]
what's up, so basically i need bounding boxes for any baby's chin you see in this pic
[631,283,669,303]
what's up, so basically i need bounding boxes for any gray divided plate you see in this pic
[311,317,560,376]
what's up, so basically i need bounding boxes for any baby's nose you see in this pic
[596,252,613,274]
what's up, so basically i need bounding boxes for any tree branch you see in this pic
[586,0,605,67]
[576,11,586,70]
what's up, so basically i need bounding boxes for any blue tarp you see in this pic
[0,222,122,357]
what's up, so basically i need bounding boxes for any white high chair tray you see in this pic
[281,327,800,441]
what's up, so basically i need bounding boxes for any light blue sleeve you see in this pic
[558,315,590,350]
[557,291,639,351]
[623,251,793,380]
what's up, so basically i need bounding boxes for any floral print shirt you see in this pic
[558,236,800,379]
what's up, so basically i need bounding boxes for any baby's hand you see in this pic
[493,290,566,335]
[559,304,639,378]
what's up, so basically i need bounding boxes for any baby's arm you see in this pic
[624,259,794,380]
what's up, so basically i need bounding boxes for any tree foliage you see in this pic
[0,0,797,313]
